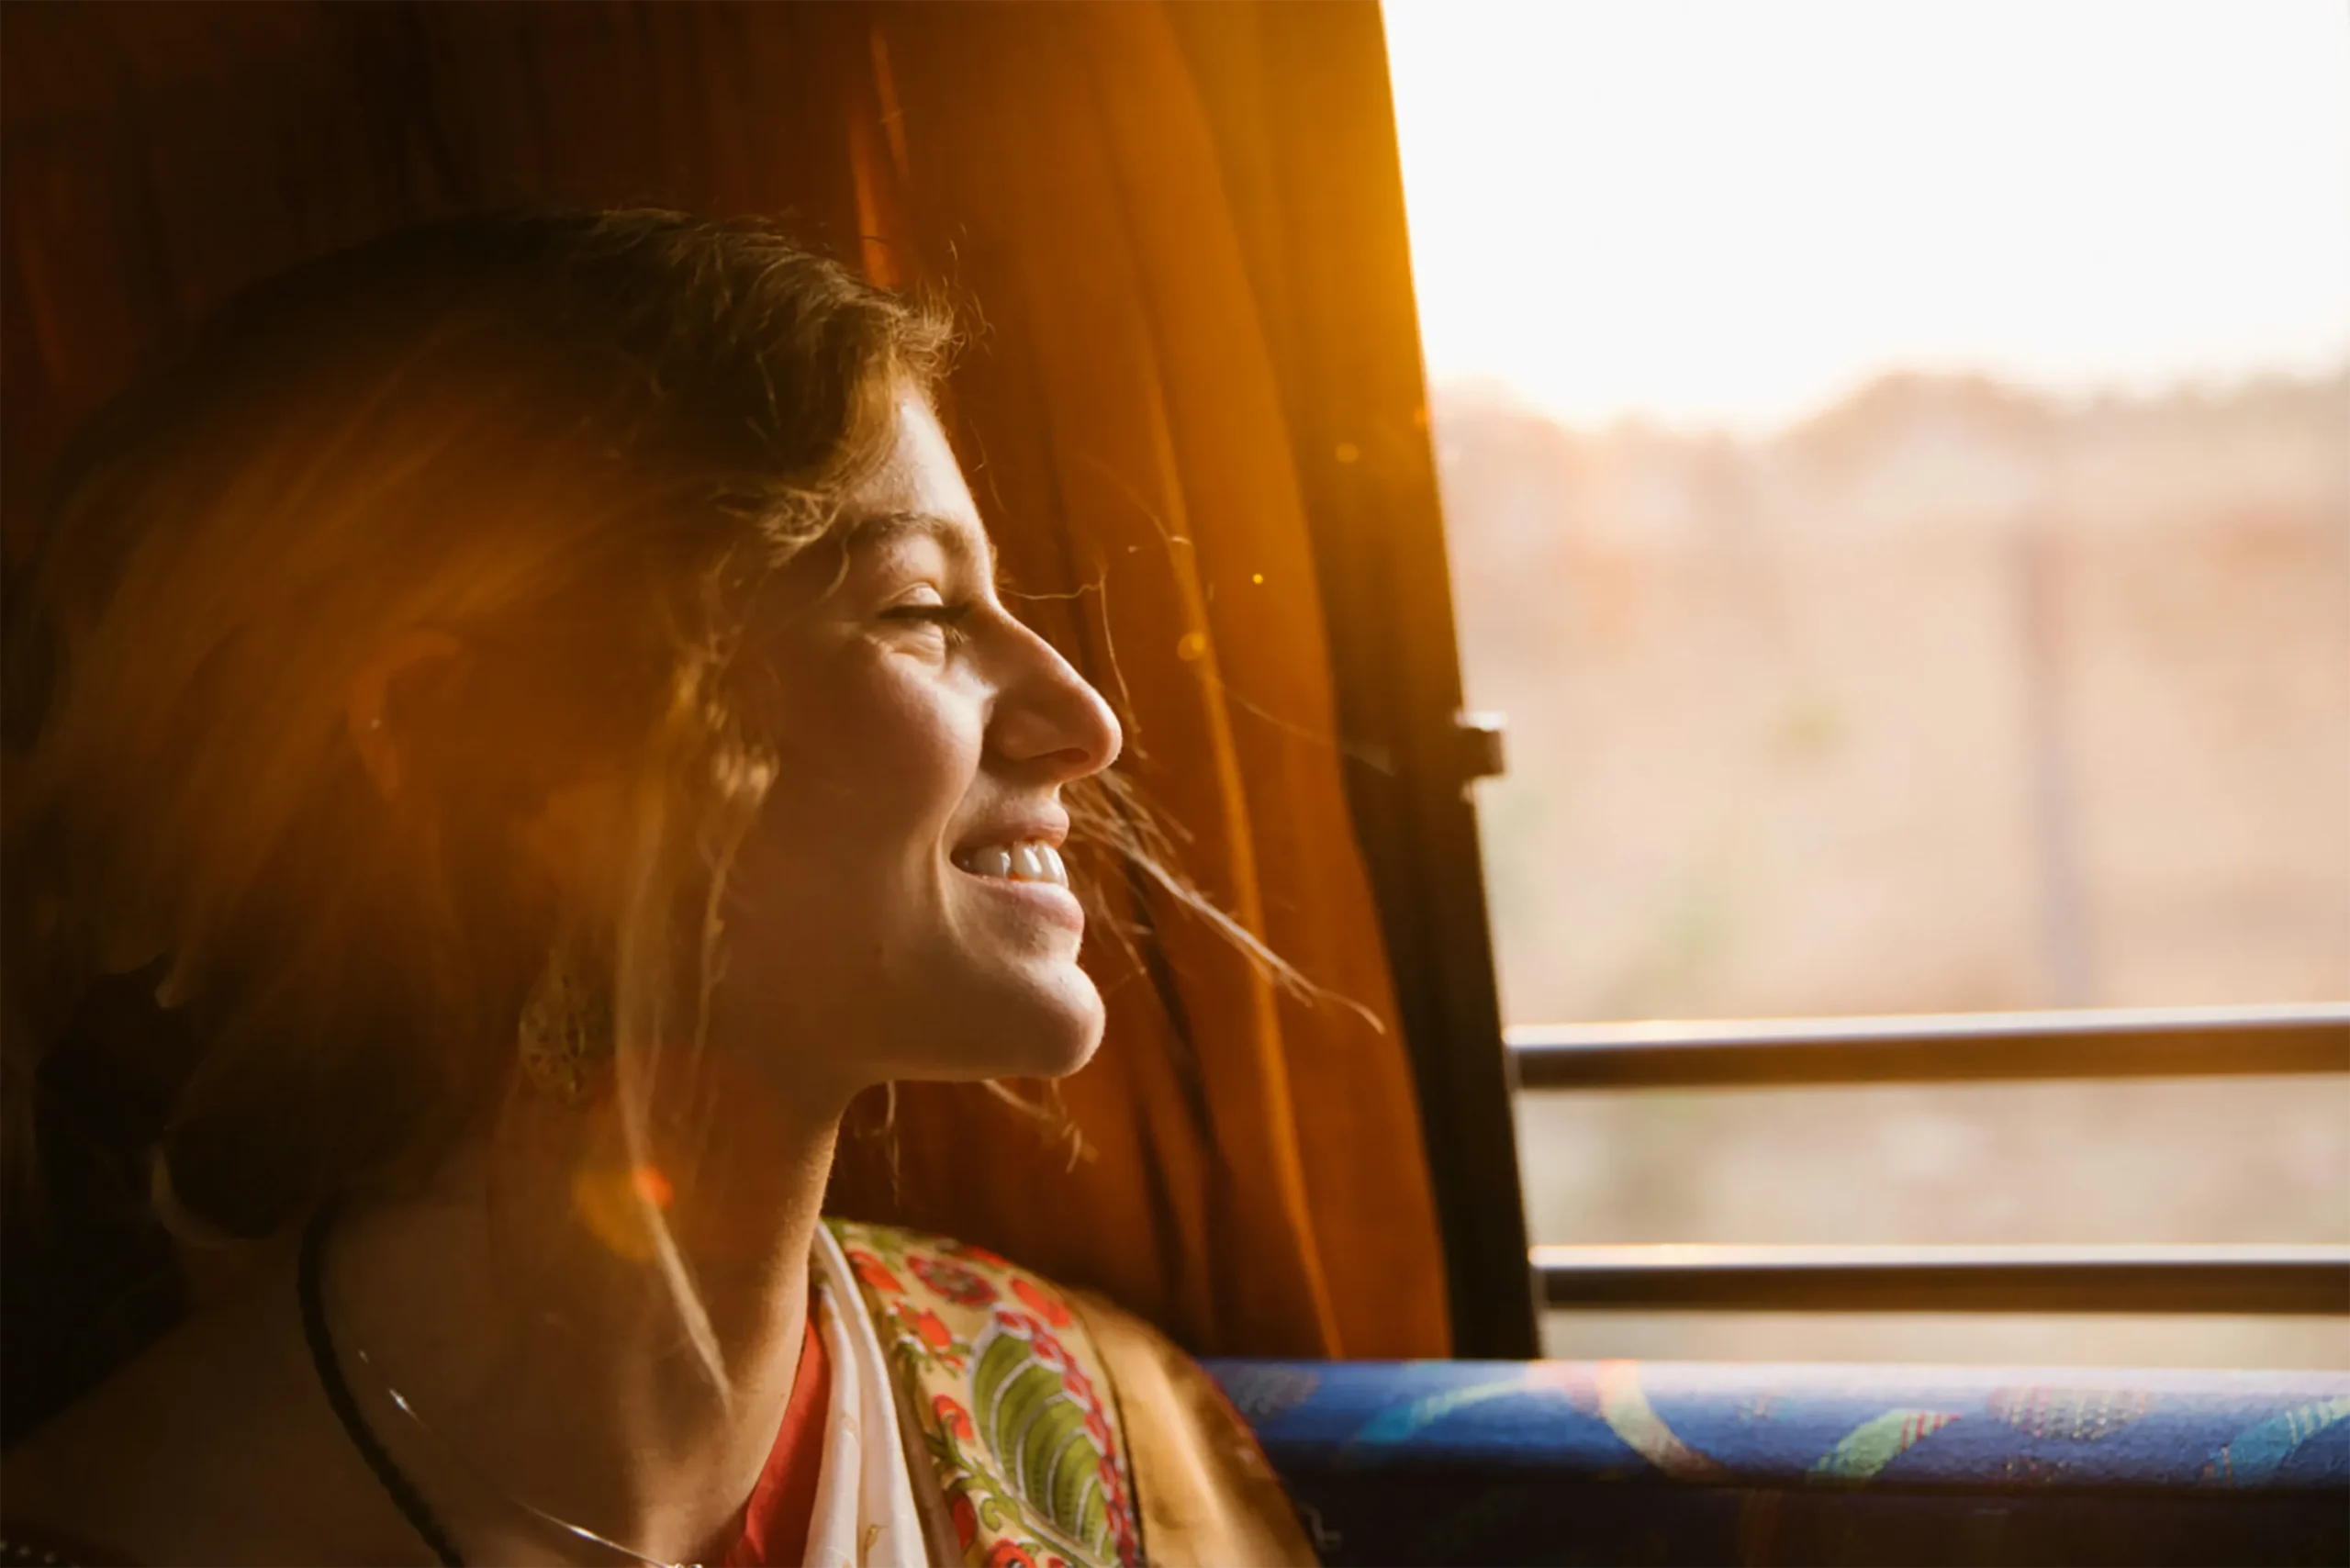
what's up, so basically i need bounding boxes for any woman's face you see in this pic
[711,398,1122,1101]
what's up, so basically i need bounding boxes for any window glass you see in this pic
[1518,1077,2350,1364]
[1517,1078,2350,1248]
[1384,0,2350,1025]
[1385,0,2350,1363]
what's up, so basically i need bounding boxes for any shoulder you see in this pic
[1059,1292,1316,1567]
[823,1222,1315,1567]
[1,1256,409,1565]
[824,1220,1080,1338]
[3,1310,235,1564]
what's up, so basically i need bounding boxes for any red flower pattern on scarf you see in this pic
[845,1249,902,1294]
[946,1239,1013,1271]
[910,1252,1000,1306]
[1012,1275,1073,1327]
[896,1302,954,1351]
[933,1392,977,1442]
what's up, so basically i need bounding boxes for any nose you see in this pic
[988,620,1123,783]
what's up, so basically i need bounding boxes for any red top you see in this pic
[722,1303,833,1568]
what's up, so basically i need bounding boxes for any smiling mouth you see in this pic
[951,840,1071,889]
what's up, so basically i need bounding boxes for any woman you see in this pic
[0,211,1310,1566]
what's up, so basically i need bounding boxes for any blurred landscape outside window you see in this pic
[1382,0,2350,1366]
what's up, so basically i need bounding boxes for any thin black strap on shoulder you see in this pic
[297,1206,466,1568]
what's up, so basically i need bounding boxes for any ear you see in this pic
[344,628,466,802]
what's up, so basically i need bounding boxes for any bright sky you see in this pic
[1382,0,2350,432]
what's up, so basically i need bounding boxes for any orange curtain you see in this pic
[1,0,1449,1360]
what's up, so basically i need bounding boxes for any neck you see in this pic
[319,1079,847,1564]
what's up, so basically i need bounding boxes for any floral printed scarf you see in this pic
[823,1221,1143,1568]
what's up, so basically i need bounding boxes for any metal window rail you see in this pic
[1508,1004,2350,1092]
[1513,1007,2350,1315]
[1535,1243,2350,1316]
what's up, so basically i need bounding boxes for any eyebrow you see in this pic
[845,510,997,583]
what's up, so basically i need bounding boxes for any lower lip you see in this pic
[956,868,1086,934]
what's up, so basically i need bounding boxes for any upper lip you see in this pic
[951,811,1070,858]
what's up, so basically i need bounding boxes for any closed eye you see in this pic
[879,600,977,644]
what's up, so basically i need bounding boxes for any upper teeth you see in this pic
[956,841,1069,888]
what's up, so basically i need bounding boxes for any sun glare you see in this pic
[1382,0,2350,431]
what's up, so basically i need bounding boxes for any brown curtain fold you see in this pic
[2,0,1449,1361]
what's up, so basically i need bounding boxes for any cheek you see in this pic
[757,650,977,878]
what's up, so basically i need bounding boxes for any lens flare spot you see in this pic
[572,1164,663,1261]
[632,1164,675,1208]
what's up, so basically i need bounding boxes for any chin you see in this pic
[942,968,1106,1081]
[1007,989,1108,1080]
[1034,1008,1106,1078]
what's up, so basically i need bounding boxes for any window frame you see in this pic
[1188,1,2350,1357]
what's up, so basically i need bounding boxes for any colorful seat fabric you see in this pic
[1204,1359,2350,1566]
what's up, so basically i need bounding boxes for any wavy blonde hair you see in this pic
[5,212,951,1300]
